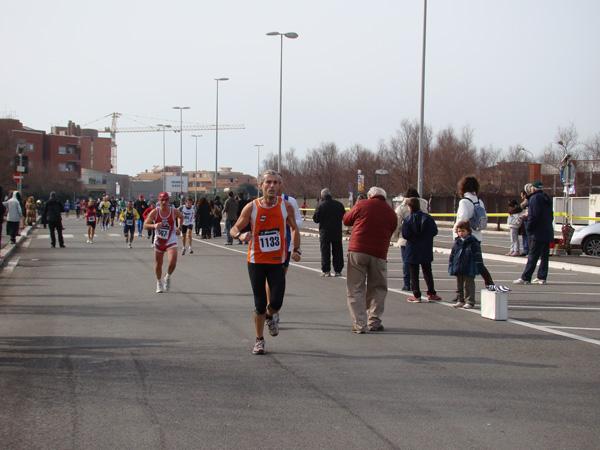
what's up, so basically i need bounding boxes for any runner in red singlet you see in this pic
[144,192,184,293]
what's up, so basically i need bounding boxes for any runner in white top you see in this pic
[178,196,196,255]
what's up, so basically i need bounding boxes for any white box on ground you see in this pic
[480,290,508,320]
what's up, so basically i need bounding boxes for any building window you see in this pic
[26,143,34,152]
[59,146,66,154]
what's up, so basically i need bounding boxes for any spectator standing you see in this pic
[41,191,65,248]
[519,188,530,256]
[313,188,346,277]
[0,186,6,250]
[402,197,441,303]
[453,176,495,287]
[134,195,148,236]
[514,181,554,285]
[3,191,23,244]
[395,188,428,291]
[343,187,397,333]
[449,221,484,309]
[222,191,238,245]
[25,196,37,226]
[210,199,222,237]
[506,199,523,256]
[195,197,212,239]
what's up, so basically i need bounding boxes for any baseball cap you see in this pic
[138,194,144,198]
[532,180,543,188]
[158,192,170,201]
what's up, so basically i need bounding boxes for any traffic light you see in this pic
[14,155,28,174]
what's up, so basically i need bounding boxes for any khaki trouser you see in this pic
[346,251,388,331]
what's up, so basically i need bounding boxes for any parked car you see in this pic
[570,223,600,256]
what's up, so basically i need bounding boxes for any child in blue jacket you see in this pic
[449,221,484,309]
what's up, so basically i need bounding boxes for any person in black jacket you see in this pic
[449,221,484,309]
[401,197,440,303]
[514,181,554,285]
[41,191,66,248]
[313,188,346,276]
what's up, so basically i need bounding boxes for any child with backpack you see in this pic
[449,221,485,309]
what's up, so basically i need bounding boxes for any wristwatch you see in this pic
[293,248,302,255]
[235,231,242,238]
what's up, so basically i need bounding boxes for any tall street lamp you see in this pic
[214,77,228,196]
[173,106,190,202]
[517,145,534,163]
[191,134,203,201]
[266,31,298,172]
[254,144,263,179]
[157,124,172,193]
[417,0,427,196]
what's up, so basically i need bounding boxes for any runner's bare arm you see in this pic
[174,209,184,235]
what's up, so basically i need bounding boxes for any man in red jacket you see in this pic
[343,187,397,333]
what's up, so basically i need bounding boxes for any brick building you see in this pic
[0,118,112,195]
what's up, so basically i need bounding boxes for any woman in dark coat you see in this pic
[195,197,212,239]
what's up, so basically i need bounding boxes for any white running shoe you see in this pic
[189,247,194,254]
[513,278,530,285]
[252,338,265,355]
[156,280,164,293]
[164,275,171,291]
[266,318,279,336]
[181,248,186,256]
[128,243,132,249]
[532,278,547,285]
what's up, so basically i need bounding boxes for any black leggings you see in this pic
[248,262,286,315]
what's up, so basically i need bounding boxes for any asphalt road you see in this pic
[1,219,599,449]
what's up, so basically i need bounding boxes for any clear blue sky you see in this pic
[2,0,599,177]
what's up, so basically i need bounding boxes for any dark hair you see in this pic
[457,176,480,197]
[508,199,518,207]
[406,188,420,198]
[456,220,472,234]
[407,197,421,211]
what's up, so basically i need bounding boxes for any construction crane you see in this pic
[98,112,245,173]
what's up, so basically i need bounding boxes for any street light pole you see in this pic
[157,124,172,193]
[173,106,190,203]
[267,31,298,172]
[417,0,428,196]
[517,145,534,163]
[254,144,263,178]
[191,135,202,201]
[214,78,229,196]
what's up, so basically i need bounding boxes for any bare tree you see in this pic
[427,125,478,198]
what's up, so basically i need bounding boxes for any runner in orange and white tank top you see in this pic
[230,170,302,356]
[247,196,288,264]
[144,192,184,294]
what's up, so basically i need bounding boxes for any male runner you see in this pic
[120,201,140,248]
[178,196,196,255]
[230,170,301,355]
[144,192,183,293]
[99,195,111,230]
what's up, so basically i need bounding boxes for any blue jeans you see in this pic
[521,218,529,255]
[400,246,411,288]
[225,219,235,244]
[520,240,550,282]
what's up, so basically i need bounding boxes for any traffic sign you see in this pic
[13,173,24,182]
